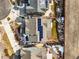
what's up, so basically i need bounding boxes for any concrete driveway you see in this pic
[0,0,11,20]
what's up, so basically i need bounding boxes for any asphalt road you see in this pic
[0,0,11,20]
